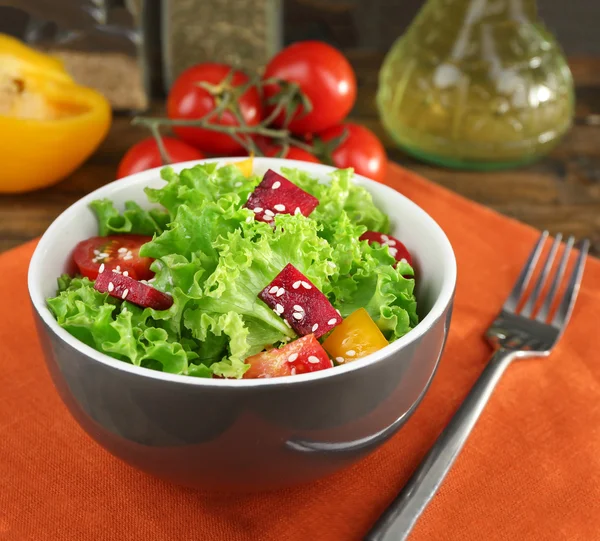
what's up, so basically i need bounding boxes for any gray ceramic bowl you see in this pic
[28,158,456,491]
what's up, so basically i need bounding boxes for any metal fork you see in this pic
[365,231,590,541]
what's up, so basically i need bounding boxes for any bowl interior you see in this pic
[29,158,456,384]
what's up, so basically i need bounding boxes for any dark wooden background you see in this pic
[284,0,600,54]
[1,0,600,254]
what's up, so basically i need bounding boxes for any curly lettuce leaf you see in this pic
[329,239,418,340]
[47,276,192,374]
[183,310,250,378]
[47,275,118,349]
[282,167,390,233]
[145,163,259,216]
[90,199,169,236]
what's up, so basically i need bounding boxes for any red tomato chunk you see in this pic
[244,334,332,378]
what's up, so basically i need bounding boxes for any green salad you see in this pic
[48,163,418,379]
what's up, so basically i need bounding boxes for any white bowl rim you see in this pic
[28,157,457,388]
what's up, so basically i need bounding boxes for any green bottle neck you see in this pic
[425,0,537,23]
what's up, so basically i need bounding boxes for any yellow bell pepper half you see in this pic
[0,34,111,193]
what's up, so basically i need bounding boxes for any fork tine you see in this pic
[551,239,590,328]
[521,233,562,317]
[503,231,549,313]
[537,236,575,322]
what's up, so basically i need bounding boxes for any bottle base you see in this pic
[396,142,544,171]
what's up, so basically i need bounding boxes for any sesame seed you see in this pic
[389,248,398,257]
[284,319,291,328]
[116,265,121,272]
[274,204,286,212]
[327,318,337,325]
[293,304,304,312]
[253,207,263,213]
[336,309,341,316]
[98,263,105,273]
[276,287,285,297]
[123,271,129,277]
[247,193,252,201]
[381,234,389,242]
[291,367,297,375]
[288,353,298,363]
[301,281,312,290]
[294,207,301,215]
[386,239,397,246]
[272,181,281,189]
[269,286,279,294]
[292,312,303,320]
[327,261,336,268]
[93,250,100,255]
[122,307,128,313]
[346,350,356,357]
[292,281,301,289]
[118,247,127,254]
[108,282,114,292]
[121,289,129,300]
[400,258,408,264]
[123,253,133,261]
[275,303,284,314]
[330,360,335,368]
[264,209,275,217]
[308,356,320,364]
[336,357,345,363]
[312,323,319,332]
[245,216,253,223]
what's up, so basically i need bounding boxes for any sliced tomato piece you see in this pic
[243,334,332,379]
[323,307,389,365]
[72,234,154,280]
[94,271,173,310]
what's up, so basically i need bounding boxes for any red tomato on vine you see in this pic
[263,41,357,135]
[167,63,262,155]
[318,123,387,181]
[117,137,204,179]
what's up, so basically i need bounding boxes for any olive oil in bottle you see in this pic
[377,0,574,170]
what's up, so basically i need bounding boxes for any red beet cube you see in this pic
[258,263,342,339]
[360,231,413,267]
[95,270,173,311]
[243,169,319,224]
[243,334,332,378]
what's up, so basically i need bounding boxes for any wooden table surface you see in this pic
[2,55,600,254]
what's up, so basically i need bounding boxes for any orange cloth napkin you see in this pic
[1,163,600,541]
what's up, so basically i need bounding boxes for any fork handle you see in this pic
[365,348,516,541]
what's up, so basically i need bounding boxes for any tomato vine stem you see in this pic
[132,75,315,157]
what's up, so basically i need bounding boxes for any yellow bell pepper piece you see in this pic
[323,307,389,364]
[232,155,253,177]
[0,34,111,193]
